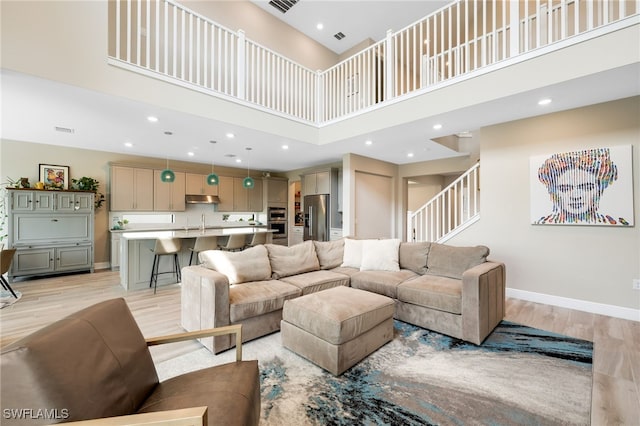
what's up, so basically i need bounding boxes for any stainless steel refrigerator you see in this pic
[303,194,330,241]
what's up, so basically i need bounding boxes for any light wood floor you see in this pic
[1,270,638,425]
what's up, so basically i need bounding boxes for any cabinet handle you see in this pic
[51,219,59,222]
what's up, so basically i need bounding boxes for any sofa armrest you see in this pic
[147,324,243,362]
[461,261,506,345]
[181,265,232,353]
[58,406,207,426]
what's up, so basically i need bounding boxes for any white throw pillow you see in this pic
[360,239,401,272]
[199,245,272,284]
[341,238,365,268]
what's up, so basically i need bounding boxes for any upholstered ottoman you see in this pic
[280,286,395,375]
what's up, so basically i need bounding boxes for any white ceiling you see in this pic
[249,0,451,55]
[2,1,639,174]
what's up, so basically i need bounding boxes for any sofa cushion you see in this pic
[426,243,490,279]
[399,242,431,275]
[313,239,345,270]
[266,241,320,279]
[199,245,271,285]
[341,238,374,268]
[360,239,401,271]
[279,270,350,295]
[397,275,462,314]
[229,280,302,322]
[350,269,418,298]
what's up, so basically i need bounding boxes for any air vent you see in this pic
[54,126,75,134]
[268,0,299,14]
[334,32,346,40]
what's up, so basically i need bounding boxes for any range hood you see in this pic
[185,194,220,204]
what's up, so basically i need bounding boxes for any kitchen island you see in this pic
[119,227,274,291]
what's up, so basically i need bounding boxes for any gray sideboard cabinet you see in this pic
[5,189,94,282]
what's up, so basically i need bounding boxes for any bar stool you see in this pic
[189,236,219,265]
[149,238,182,294]
[245,232,267,249]
[220,234,246,252]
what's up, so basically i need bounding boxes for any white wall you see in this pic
[448,97,640,314]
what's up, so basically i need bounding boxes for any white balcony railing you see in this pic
[407,162,480,243]
[108,0,639,125]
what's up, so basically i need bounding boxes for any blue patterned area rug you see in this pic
[155,320,593,425]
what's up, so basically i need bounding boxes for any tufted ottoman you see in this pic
[280,286,395,375]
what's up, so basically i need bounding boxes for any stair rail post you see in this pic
[236,30,246,100]
[384,29,395,101]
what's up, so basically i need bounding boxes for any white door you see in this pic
[354,171,393,239]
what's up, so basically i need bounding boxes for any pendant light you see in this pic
[206,140,219,185]
[160,131,176,183]
[242,147,254,189]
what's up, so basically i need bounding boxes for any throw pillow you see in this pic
[426,243,490,279]
[341,238,365,268]
[399,242,431,275]
[313,239,345,270]
[199,245,272,284]
[265,240,320,279]
[360,239,401,271]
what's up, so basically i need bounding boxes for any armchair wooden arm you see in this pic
[145,324,243,362]
[55,406,208,426]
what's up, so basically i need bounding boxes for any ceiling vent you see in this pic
[54,126,75,134]
[334,32,346,40]
[268,0,299,14]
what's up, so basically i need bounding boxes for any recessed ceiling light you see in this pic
[316,23,324,30]
[282,145,289,150]
[407,153,414,158]
[226,132,235,139]
[365,140,373,146]
[433,124,442,130]
[124,142,133,148]
[187,152,194,156]
[147,116,158,122]
[538,98,552,105]
[236,158,242,163]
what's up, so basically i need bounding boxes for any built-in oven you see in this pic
[268,207,287,222]
[267,221,287,241]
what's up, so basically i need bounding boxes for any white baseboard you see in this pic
[506,288,640,322]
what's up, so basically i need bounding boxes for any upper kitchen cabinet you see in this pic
[185,173,219,196]
[231,177,263,212]
[153,170,186,211]
[266,178,288,204]
[110,166,154,211]
[216,176,234,212]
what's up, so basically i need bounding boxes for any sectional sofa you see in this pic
[181,238,506,354]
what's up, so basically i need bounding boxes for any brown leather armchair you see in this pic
[0,298,260,426]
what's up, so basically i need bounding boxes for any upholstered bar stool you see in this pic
[245,232,267,249]
[189,236,219,265]
[149,238,182,294]
[220,234,247,252]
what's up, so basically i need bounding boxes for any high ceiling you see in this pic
[1,1,638,173]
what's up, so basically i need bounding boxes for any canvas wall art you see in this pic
[530,145,634,226]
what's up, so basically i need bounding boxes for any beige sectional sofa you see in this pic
[181,239,506,354]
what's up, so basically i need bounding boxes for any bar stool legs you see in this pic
[149,238,182,294]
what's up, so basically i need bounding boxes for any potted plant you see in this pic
[71,177,106,210]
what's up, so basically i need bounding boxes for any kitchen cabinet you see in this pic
[154,170,186,211]
[185,173,219,196]
[110,232,121,271]
[290,226,303,246]
[218,176,263,212]
[330,228,343,241]
[6,189,94,281]
[110,166,154,211]
[302,171,330,195]
[267,179,288,204]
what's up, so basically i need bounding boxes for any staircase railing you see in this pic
[108,0,638,126]
[408,162,480,243]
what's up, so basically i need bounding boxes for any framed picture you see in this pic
[39,164,70,190]
[530,145,634,226]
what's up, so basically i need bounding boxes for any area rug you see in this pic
[156,321,593,425]
[0,289,22,309]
